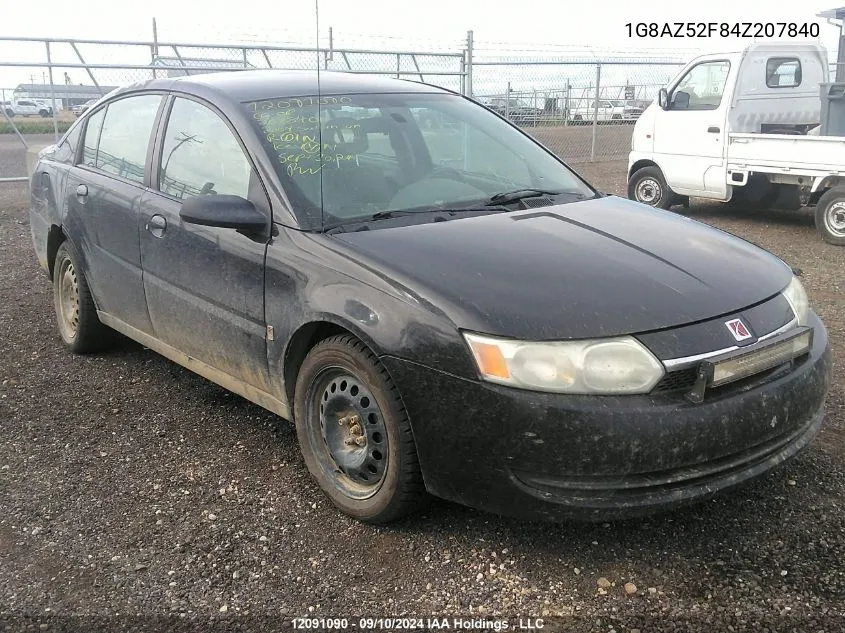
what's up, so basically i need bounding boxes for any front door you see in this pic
[63,95,164,334]
[652,59,732,198]
[138,96,272,393]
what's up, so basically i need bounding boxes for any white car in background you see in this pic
[568,99,643,124]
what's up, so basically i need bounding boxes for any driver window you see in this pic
[158,98,251,200]
[671,61,730,111]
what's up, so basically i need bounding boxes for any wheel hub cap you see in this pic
[827,201,845,237]
[58,261,80,338]
[636,178,661,205]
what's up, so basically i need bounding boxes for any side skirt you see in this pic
[97,311,291,422]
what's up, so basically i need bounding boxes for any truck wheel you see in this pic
[39,109,49,117]
[815,188,845,246]
[294,334,428,523]
[628,166,677,210]
[52,242,115,353]
[3,108,12,118]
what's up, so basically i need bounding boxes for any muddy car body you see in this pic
[29,70,832,523]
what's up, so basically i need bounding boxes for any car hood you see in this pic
[331,196,792,340]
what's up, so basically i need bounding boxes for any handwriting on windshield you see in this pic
[251,98,360,176]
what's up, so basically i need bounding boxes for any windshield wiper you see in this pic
[324,206,507,233]
[484,188,573,206]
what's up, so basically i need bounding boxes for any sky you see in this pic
[0,0,842,91]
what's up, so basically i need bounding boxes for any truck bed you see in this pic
[727,133,845,177]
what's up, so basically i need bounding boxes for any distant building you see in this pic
[152,56,256,78]
[12,83,118,109]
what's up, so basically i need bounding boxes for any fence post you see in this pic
[505,82,511,121]
[564,81,569,127]
[465,30,474,98]
[590,63,601,162]
[152,18,159,79]
[533,90,537,127]
[45,41,59,143]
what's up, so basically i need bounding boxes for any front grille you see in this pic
[652,361,797,398]
[652,367,698,393]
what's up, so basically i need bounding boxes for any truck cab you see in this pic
[629,42,830,203]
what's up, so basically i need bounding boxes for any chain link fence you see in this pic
[1,33,841,181]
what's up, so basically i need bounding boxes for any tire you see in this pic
[628,166,677,210]
[814,188,845,246]
[39,109,49,117]
[293,334,427,523]
[52,242,115,353]
[3,109,12,118]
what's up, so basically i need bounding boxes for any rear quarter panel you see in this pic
[28,151,69,276]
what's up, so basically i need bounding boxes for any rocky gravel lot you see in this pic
[1,157,844,633]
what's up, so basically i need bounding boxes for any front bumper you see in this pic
[382,315,831,521]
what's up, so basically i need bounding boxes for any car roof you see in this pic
[111,69,451,104]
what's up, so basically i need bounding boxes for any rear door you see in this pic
[138,95,273,392]
[63,94,164,334]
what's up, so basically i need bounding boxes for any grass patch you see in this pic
[0,120,72,135]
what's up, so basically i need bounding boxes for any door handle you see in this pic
[707,126,721,133]
[146,214,167,238]
[76,184,88,197]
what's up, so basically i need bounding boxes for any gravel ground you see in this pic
[1,156,844,633]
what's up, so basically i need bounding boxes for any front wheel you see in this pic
[628,166,677,210]
[293,334,427,523]
[815,188,845,246]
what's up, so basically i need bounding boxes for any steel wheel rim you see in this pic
[825,201,845,238]
[57,259,80,340]
[306,368,389,500]
[636,178,661,205]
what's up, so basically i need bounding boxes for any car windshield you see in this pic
[245,92,594,230]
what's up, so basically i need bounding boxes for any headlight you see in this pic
[462,333,665,394]
[781,275,810,326]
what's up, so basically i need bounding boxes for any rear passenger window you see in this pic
[158,98,251,200]
[81,108,105,167]
[766,58,802,88]
[96,95,162,184]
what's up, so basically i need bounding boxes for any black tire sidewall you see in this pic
[293,338,414,522]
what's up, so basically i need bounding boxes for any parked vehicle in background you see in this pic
[3,99,53,117]
[481,97,544,125]
[628,42,845,246]
[35,99,62,112]
[29,71,831,524]
[569,99,642,123]
[71,99,98,117]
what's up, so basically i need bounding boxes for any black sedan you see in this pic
[29,70,831,523]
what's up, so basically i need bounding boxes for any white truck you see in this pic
[2,99,54,118]
[627,42,845,246]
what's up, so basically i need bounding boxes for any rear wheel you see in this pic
[293,334,427,523]
[52,242,115,353]
[628,166,677,210]
[815,188,845,246]
[39,109,49,117]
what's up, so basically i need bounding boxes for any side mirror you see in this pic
[179,195,266,231]
[657,88,669,110]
